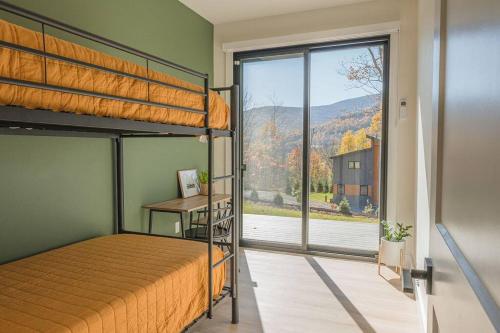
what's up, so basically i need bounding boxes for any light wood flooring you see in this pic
[189,249,421,333]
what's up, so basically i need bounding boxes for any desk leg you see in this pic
[189,211,193,231]
[180,213,185,238]
[148,210,153,234]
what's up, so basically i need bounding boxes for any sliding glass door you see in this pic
[236,37,388,255]
[239,53,304,246]
[308,45,385,253]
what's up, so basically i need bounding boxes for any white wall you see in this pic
[395,0,418,266]
[214,0,400,87]
[214,0,420,264]
[414,0,437,330]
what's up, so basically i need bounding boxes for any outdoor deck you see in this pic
[242,214,380,252]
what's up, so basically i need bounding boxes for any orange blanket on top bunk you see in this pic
[0,234,226,333]
[0,19,229,129]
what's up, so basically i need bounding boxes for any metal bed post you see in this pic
[207,128,214,318]
[204,77,215,319]
[230,84,240,324]
[114,136,125,234]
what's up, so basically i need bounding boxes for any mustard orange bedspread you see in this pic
[0,234,226,333]
[0,19,229,129]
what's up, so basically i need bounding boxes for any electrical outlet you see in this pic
[175,221,180,234]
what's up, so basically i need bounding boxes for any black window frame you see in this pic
[360,185,369,196]
[348,161,361,169]
[234,34,390,256]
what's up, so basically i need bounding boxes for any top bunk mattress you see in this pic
[0,234,226,333]
[0,19,229,129]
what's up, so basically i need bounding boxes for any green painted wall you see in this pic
[0,0,213,263]
[0,136,114,263]
[123,138,207,234]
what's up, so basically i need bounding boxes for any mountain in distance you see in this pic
[244,94,381,135]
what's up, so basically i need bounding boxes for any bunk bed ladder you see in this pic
[207,85,240,324]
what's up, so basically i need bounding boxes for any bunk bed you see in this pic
[0,1,240,332]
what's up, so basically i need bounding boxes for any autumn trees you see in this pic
[337,111,381,154]
[242,45,384,201]
[336,46,383,155]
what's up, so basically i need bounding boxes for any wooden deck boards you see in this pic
[242,214,379,251]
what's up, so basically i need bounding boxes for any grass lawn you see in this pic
[243,201,378,223]
[309,192,333,203]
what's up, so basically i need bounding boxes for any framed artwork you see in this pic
[178,169,200,198]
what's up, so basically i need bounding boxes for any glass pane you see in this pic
[308,45,384,252]
[241,54,304,245]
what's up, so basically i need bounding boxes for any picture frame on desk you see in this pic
[178,169,200,198]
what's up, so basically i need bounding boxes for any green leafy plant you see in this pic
[250,189,259,201]
[337,197,352,215]
[363,200,374,215]
[198,170,209,184]
[381,221,413,242]
[273,193,284,207]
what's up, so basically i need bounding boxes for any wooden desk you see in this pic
[143,194,231,237]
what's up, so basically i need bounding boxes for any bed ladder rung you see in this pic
[213,253,234,268]
[212,175,234,182]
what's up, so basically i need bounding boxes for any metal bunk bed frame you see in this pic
[0,0,240,328]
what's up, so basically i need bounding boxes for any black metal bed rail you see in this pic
[0,0,210,118]
[0,40,206,96]
[0,1,207,79]
[120,230,231,247]
[0,77,206,115]
[0,105,209,136]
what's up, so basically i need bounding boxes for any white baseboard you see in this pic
[415,280,428,333]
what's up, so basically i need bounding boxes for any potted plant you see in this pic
[198,170,209,195]
[378,221,412,275]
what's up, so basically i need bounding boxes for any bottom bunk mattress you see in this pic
[0,234,226,333]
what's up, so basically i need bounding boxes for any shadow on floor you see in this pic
[305,256,377,333]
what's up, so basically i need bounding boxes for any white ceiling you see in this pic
[180,0,373,24]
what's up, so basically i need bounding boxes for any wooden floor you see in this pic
[242,214,380,251]
[189,249,421,333]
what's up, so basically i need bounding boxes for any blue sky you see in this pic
[242,47,375,108]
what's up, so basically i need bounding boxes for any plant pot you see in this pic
[379,237,405,267]
[200,183,209,195]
